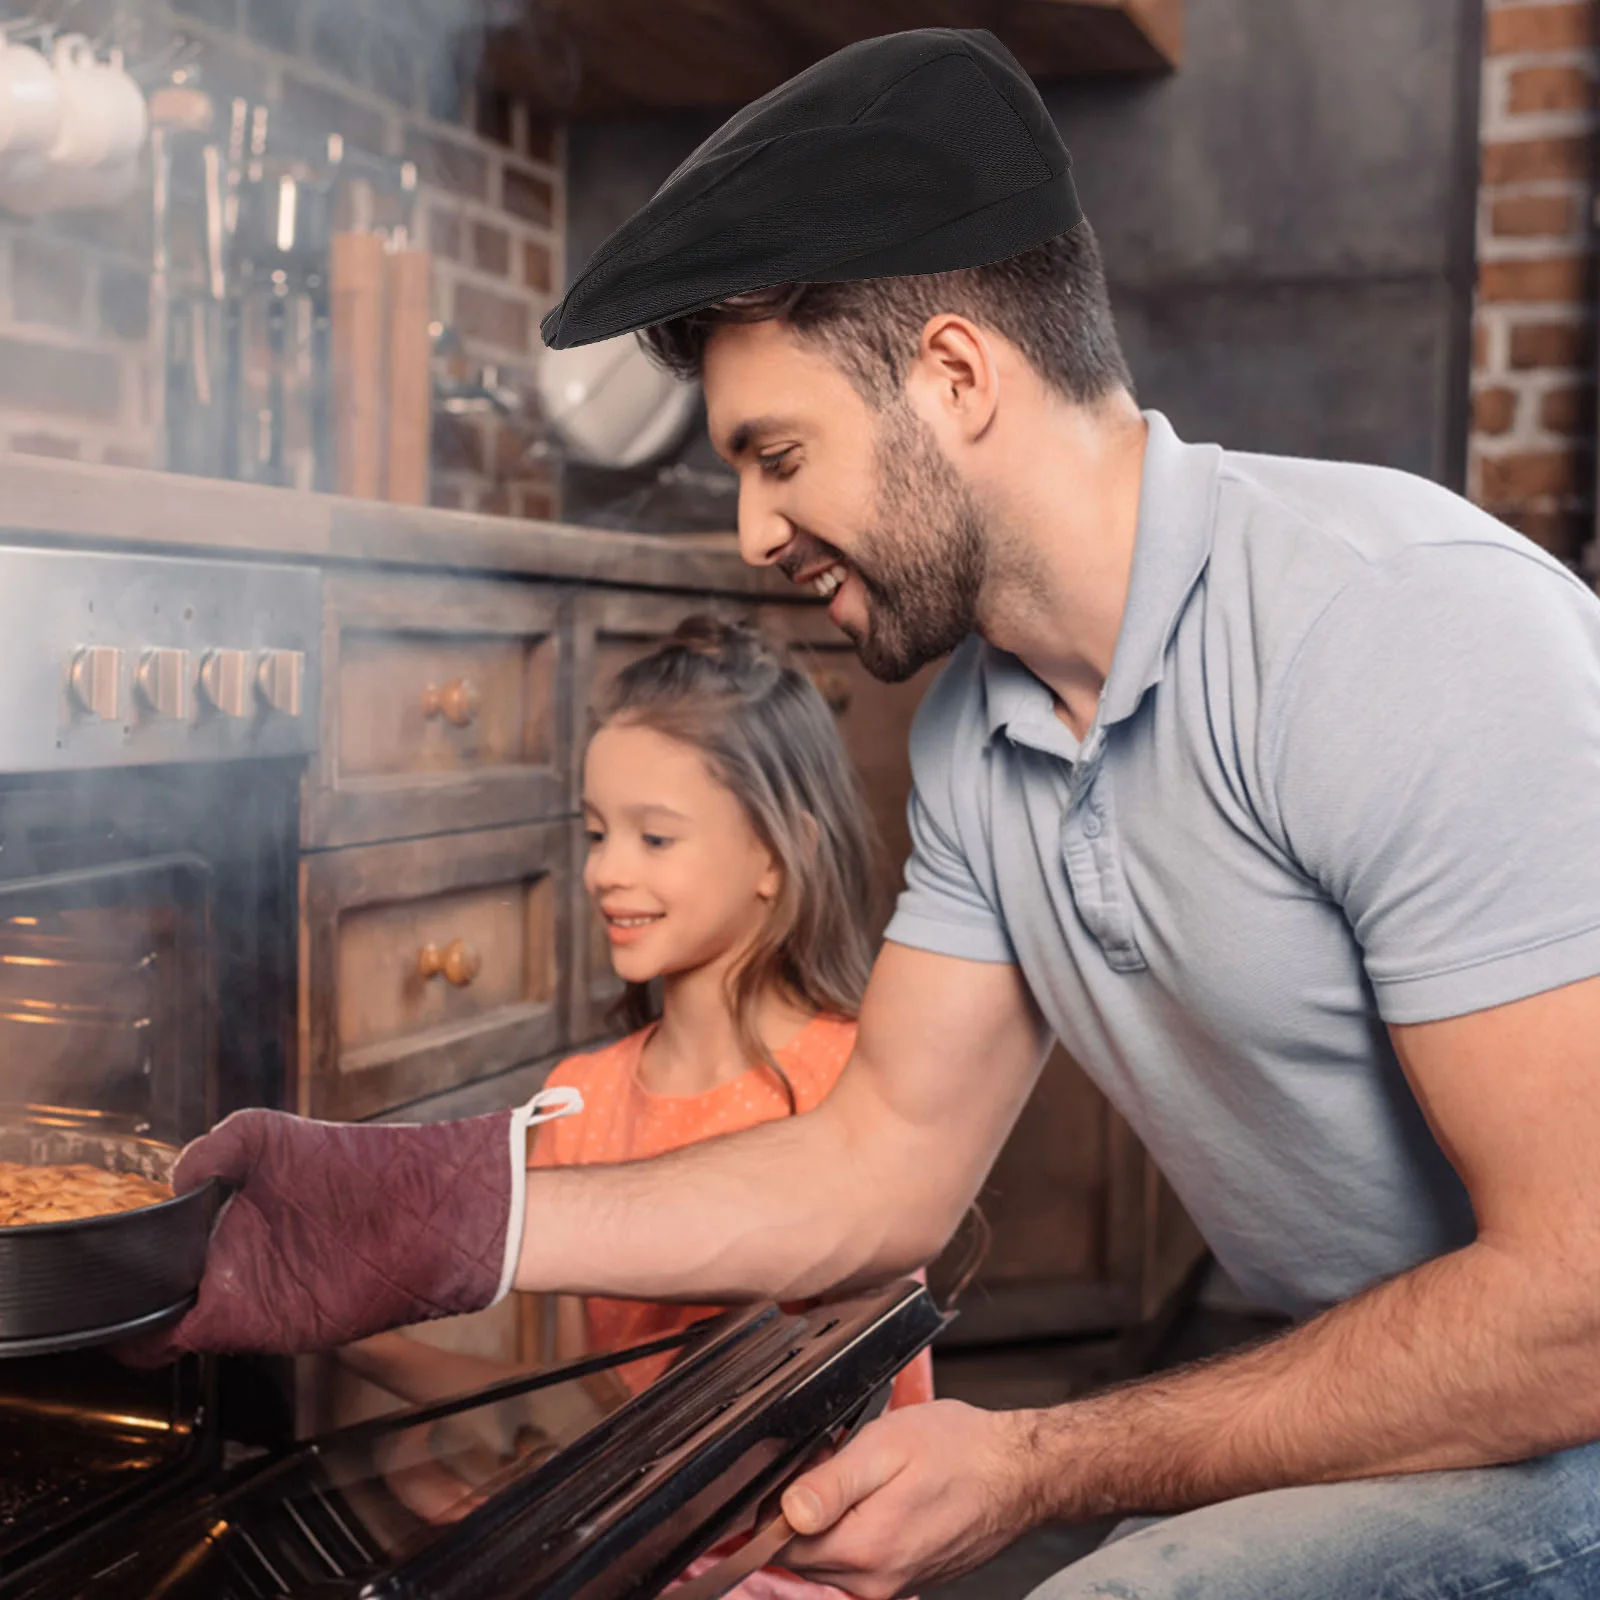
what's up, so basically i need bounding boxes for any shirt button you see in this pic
[1083,809,1103,839]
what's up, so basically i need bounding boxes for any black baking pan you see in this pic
[0,1115,219,1357]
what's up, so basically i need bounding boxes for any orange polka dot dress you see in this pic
[531,1015,936,1600]
[531,1014,934,1408]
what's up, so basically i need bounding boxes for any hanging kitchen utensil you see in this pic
[330,229,386,498]
[384,243,432,505]
[535,330,700,470]
[149,81,223,478]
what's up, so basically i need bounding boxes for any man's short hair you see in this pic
[640,222,1132,410]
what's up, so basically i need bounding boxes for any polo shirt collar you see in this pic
[981,409,1222,745]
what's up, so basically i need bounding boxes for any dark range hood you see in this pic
[477,0,1184,115]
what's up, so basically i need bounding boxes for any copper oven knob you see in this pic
[136,648,193,721]
[68,645,124,721]
[422,678,480,728]
[417,939,481,987]
[256,649,305,717]
[198,648,251,718]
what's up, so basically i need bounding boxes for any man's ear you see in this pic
[908,313,1000,444]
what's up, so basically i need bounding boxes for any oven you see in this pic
[0,546,317,1576]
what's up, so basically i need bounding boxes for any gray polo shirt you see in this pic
[884,410,1600,1317]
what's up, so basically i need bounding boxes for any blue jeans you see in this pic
[1025,1440,1600,1599]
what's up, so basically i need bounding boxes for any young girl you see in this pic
[533,614,934,1597]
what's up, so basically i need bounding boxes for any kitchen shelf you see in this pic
[485,0,1183,115]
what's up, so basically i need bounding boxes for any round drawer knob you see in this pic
[418,939,481,987]
[810,669,853,715]
[422,678,480,727]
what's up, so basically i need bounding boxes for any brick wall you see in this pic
[0,0,563,519]
[1472,0,1600,568]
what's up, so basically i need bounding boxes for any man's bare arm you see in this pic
[514,942,1050,1302]
[770,974,1600,1596]
[1010,972,1600,1520]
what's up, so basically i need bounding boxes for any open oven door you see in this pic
[2,1279,947,1600]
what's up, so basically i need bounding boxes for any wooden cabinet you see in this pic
[933,1044,1207,1346]
[299,821,568,1121]
[303,571,569,850]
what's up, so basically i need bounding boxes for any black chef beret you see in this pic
[540,28,1082,350]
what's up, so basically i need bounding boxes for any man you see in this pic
[157,29,1600,1599]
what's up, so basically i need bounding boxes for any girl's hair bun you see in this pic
[602,614,788,715]
[669,614,782,672]
[672,614,751,653]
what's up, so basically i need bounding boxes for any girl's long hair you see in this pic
[597,615,879,1107]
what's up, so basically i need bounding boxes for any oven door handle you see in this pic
[670,1380,896,1600]
[670,1507,799,1600]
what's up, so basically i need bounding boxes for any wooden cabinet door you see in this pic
[299,822,569,1120]
[303,571,570,849]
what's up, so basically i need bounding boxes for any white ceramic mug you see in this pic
[46,35,113,170]
[97,52,147,166]
[0,39,60,158]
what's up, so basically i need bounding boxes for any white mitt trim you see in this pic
[492,1084,585,1306]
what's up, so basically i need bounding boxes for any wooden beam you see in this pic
[483,0,1181,115]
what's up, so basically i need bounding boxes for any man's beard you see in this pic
[845,405,987,684]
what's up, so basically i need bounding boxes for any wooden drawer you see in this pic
[303,571,570,849]
[299,822,569,1120]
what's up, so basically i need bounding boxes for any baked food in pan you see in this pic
[0,1161,173,1227]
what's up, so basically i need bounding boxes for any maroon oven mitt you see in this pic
[122,1086,582,1362]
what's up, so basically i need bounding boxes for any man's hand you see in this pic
[778,1401,1040,1599]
